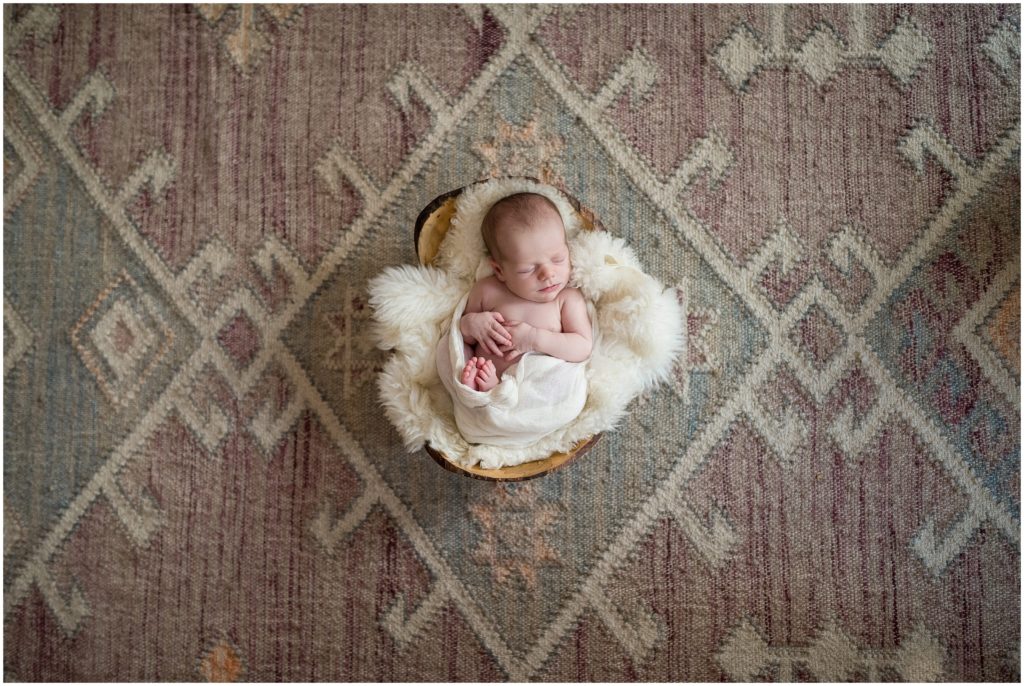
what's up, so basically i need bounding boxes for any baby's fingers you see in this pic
[492,323,511,344]
[488,333,508,354]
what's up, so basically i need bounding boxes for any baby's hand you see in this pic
[500,320,538,358]
[460,311,512,355]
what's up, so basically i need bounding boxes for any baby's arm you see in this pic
[504,288,593,363]
[459,279,512,356]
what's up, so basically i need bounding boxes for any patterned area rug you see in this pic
[3,4,1020,681]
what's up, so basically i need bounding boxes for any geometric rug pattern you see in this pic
[4,4,1019,680]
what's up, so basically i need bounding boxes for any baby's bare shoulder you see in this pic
[469,275,505,308]
[468,275,499,292]
[476,275,506,295]
[558,287,589,318]
[558,286,587,306]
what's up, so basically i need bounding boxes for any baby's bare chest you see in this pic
[484,292,562,332]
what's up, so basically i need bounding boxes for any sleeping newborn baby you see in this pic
[460,192,593,389]
[436,191,592,447]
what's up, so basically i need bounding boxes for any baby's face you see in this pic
[491,211,571,303]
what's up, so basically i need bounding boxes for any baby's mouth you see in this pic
[539,283,560,293]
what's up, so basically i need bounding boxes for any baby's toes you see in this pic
[460,360,478,387]
[476,361,498,391]
[478,360,497,383]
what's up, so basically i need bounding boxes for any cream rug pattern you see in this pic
[3,4,1020,680]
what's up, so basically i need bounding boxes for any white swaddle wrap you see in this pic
[437,293,588,447]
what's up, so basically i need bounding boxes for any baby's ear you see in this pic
[489,257,505,281]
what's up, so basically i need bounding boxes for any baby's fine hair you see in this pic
[481,192,562,259]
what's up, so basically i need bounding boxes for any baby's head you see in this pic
[482,193,571,303]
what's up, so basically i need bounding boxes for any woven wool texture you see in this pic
[3,4,1020,681]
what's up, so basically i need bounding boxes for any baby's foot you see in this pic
[476,359,499,392]
[460,357,480,390]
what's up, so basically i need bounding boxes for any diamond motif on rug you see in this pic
[878,18,934,88]
[216,310,262,372]
[789,303,846,370]
[70,271,174,407]
[713,23,769,91]
[795,24,846,87]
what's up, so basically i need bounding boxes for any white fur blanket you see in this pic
[436,292,589,447]
[368,178,685,469]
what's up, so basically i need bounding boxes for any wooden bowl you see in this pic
[414,177,602,481]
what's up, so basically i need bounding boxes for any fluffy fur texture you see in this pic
[368,179,685,469]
